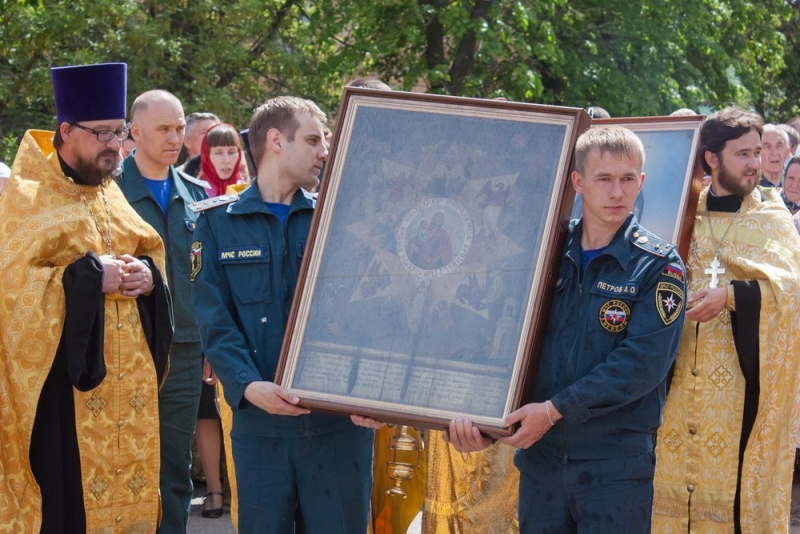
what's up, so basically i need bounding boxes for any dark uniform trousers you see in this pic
[233,425,374,534]
[518,448,655,534]
[158,341,203,533]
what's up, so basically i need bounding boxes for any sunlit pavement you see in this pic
[186,480,799,533]
[186,481,422,533]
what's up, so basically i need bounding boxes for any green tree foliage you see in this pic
[0,0,797,163]
[774,0,800,121]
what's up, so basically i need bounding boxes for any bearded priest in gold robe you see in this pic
[0,63,172,533]
[653,106,800,533]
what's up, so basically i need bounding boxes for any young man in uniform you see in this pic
[191,96,374,533]
[446,126,686,533]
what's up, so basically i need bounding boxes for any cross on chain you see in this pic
[704,256,725,288]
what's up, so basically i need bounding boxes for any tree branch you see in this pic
[446,0,494,94]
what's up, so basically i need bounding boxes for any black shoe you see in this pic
[202,491,224,518]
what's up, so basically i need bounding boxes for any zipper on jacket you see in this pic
[162,208,174,284]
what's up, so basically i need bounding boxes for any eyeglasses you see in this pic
[70,122,129,142]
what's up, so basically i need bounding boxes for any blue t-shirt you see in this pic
[266,202,290,225]
[142,177,172,215]
[581,247,605,274]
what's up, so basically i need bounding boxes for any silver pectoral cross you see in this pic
[704,256,725,288]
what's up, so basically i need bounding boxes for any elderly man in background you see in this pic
[759,123,791,187]
[179,111,220,176]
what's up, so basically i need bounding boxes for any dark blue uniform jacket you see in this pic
[118,155,206,343]
[191,185,354,437]
[516,214,686,470]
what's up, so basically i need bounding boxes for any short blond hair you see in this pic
[573,126,645,175]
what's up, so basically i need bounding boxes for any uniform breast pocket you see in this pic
[545,274,570,333]
[295,240,307,259]
[221,246,272,305]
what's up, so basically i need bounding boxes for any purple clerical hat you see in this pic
[51,63,127,123]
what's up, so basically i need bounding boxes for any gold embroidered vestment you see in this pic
[0,131,166,533]
[423,431,519,534]
[653,187,800,533]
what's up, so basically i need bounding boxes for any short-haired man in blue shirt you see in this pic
[191,96,375,533]
[446,126,686,533]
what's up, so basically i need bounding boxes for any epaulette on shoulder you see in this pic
[177,171,211,190]
[188,194,239,214]
[630,228,674,258]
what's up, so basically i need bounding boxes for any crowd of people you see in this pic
[1,60,800,534]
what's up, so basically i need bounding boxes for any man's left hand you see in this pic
[500,402,560,449]
[118,254,154,297]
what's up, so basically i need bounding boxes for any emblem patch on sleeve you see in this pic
[190,241,202,282]
[656,281,684,326]
[662,262,685,283]
[599,299,630,333]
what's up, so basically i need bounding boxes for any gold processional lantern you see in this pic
[385,425,423,498]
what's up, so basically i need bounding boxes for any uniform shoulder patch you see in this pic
[177,171,211,190]
[662,262,685,283]
[190,241,202,282]
[187,194,239,214]
[656,281,684,326]
[629,228,673,258]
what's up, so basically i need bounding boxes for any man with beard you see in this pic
[652,106,800,532]
[117,90,208,532]
[0,63,172,533]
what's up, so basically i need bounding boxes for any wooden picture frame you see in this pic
[275,88,591,436]
[578,116,706,260]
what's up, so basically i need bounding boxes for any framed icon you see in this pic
[573,115,705,259]
[275,88,591,436]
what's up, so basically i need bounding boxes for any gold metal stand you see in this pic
[385,425,423,498]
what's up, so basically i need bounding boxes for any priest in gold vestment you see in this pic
[0,63,172,533]
[653,106,800,533]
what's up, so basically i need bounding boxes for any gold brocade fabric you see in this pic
[423,431,519,534]
[225,182,249,195]
[217,382,239,532]
[653,186,800,533]
[370,426,426,534]
[0,131,166,533]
